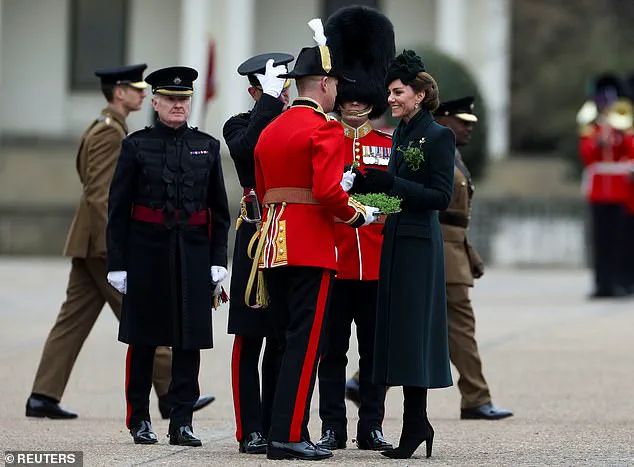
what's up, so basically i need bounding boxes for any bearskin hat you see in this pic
[325,5,395,120]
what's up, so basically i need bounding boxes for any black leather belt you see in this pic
[439,211,469,228]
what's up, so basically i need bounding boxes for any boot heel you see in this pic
[425,433,433,458]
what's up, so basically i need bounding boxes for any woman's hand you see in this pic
[364,168,394,194]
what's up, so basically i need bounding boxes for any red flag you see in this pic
[204,40,216,102]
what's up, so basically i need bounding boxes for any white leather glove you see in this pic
[340,170,356,192]
[361,206,380,226]
[210,266,228,283]
[255,59,287,98]
[107,271,127,294]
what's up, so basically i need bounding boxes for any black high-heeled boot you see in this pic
[381,386,434,459]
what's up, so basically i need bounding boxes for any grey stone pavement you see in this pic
[1,258,633,466]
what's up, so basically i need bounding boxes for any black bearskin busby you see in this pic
[325,5,395,120]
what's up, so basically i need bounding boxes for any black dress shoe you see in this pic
[239,431,267,454]
[461,402,513,420]
[130,420,158,444]
[316,429,346,450]
[158,394,216,419]
[356,429,393,451]
[168,425,202,446]
[345,377,361,407]
[25,396,78,420]
[267,440,333,460]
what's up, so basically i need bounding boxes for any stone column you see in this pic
[223,0,255,117]
[480,0,510,160]
[436,0,467,60]
[180,0,209,128]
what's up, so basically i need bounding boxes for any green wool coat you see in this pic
[372,109,455,388]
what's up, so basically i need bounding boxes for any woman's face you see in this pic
[387,79,425,121]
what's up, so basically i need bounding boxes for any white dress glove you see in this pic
[361,206,380,226]
[254,59,287,98]
[107,271,127,294]
[210,266,228,283]
[340,170,356,192]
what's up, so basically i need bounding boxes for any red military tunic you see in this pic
[579,122,634,204]
[254,98,366,271]
[335,120,392,280]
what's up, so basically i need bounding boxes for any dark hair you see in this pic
[100,84,116,102]
[247,74,261,88]
[408,71,439,112]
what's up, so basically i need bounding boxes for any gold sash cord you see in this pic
[244,187,318,309]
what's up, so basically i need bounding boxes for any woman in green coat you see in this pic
[364,50,455,459]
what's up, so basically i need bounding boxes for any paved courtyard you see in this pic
[0,258,633,466]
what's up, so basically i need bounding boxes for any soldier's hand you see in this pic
[107,271,127,294]
[255,59,287,98]
[361,206,380,226]
[210,265,228,283]
[340,170,356,192]
[472,262,485,279]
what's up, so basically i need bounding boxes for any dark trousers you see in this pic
[264,266,333,443]
[318,280,386,439]
[624,213,634,290]
[231,335,282,441]
[590,203,627,293]
[125,345,200,431]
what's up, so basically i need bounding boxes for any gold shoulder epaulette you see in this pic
[578,123,595,137]
[374,128,393,139]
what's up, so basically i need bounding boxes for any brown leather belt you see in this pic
[262,187,318,205]
[131,204,209,225]
[439,211,469,228]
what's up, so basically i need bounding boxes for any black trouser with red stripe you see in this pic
[264,266,333,443]
[318,280,386,439]
[231,335,282,441]
[125,345,200,431]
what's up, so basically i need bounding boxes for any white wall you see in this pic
[1,0,68,136]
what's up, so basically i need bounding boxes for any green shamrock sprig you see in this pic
[397,137,426,171]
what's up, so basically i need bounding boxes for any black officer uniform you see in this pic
[107,66,230,446]
[222,52,293,454]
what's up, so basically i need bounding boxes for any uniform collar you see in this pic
[291,97,329,120]
[156,119,188,136]
[100,107,128,133]
[341,120,372,139]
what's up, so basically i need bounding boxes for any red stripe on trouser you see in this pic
[125,345,133,429]
[289,270,331,442]
[231,336,243,441]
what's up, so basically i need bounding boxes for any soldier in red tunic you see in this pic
[251,21,378,461]
[315,5,394,453]
[578,74,634,297]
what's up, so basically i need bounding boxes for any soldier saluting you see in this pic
[106,66,230,446]
[223,52,293,455]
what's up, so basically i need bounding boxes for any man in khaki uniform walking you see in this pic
[26,65,213,419]
[434,96,513,420]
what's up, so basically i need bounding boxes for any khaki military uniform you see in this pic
[31,108,171,401]
[440,149,491,409]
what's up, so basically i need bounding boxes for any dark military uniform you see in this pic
[224,90,286,446]
[27,65,173,420]
[107,67,230,437]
